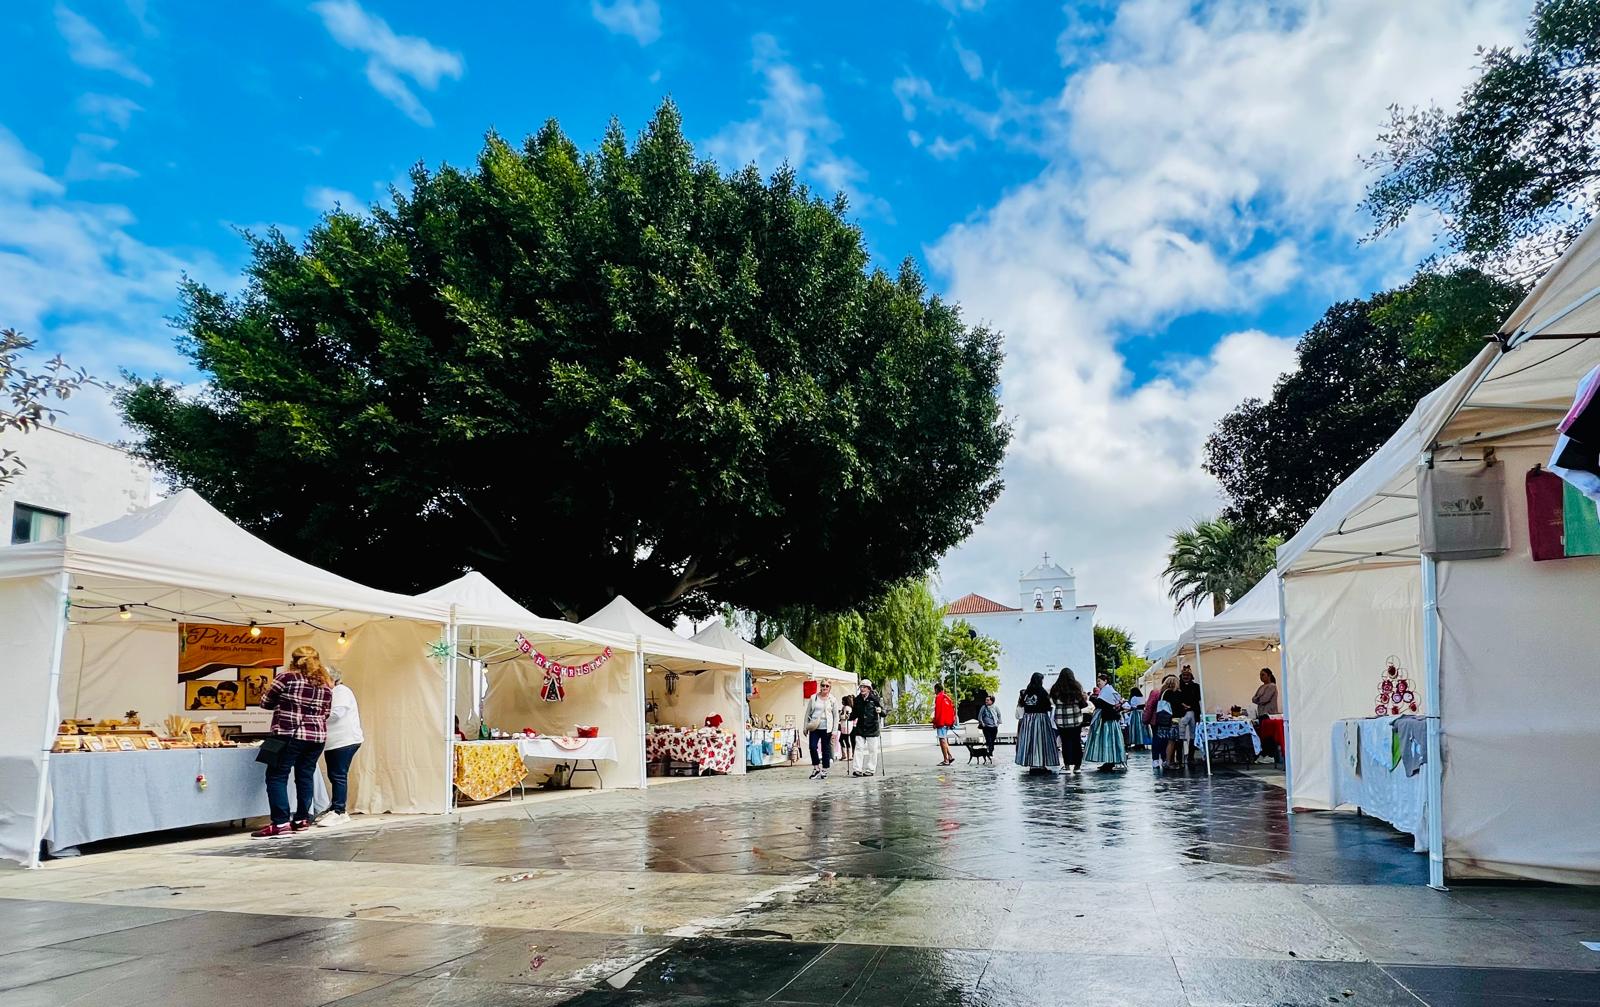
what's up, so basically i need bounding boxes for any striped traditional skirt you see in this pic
[1084,711,1127,765]
[1125,710,1152,747]
[1013,712,1061,768]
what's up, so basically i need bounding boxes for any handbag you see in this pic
[255,735,289,765]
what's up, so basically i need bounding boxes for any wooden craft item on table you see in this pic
[52,735,82,753]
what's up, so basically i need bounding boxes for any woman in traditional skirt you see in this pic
[1084,671,1127,771]
[1013,672,1060,774]
[1124,686,1152,751]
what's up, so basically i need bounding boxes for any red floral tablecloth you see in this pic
[645,729,738,773]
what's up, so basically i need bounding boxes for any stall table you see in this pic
[452,740,528,801]
[1194,719,1262,763]
[44,746,327,855]
[1330,716,1428,851]
[646,728,739,775]
[515,736,617,789]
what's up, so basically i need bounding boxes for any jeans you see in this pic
[856,734,881,774]
[323,742,361,813]
[808,729,832,769]
[265,737,324,825]
[1058,725,1083,770]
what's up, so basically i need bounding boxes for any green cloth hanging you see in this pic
[1563,481,1600,557]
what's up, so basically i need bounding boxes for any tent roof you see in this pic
[419,572,632,656]
[0,489,445,624]
[1282,217,1600,577]
[764,634,856,683]
[690,623,809,675]
[579,595,742,671]
[1146,572,1280,675]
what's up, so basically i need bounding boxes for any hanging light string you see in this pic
[67,600,356,642]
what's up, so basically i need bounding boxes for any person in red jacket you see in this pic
[933,682,957,766]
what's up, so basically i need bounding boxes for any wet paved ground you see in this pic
[3,746,1598,1005]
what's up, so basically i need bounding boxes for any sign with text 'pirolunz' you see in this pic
[178,623,285,680]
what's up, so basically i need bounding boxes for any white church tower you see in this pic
[944,553,1097,732]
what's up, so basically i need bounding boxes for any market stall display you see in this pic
[1192,718,1261,762]
[452,739,528,801]
[516,735,618,788]
[645,726,739,774]
[1330,716,1427,851]
[44,746,327,855]
[0,490,451,868]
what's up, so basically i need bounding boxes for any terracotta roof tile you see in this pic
[945,592,1020,615]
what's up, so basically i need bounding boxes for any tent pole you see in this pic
[634,636,646,789]
[1277,572,1294,816]
[1420,554,1447,889]
[738,656,749,775]
[1193,639,1212,776]
[28,572,71,869]
[443,606,459,815]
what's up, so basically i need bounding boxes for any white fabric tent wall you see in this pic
[749,674,806,731]
[1436,443,1600,882]
[1281,563,1422,811]
[0,574,65,867]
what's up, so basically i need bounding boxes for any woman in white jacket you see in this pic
[804,682,839,781]
[318,668,364,826]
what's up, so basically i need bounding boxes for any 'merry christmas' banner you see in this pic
[514,635,613,678]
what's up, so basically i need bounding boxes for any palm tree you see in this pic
[1163,518,1279,615]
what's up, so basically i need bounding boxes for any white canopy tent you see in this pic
[0,491,451,867]
[691,624,809,743]
[417,573,644,793]
[1279,224,1600,886]
[763,634,856,684]
[580,596,748,774]
[1143,572,1283,720]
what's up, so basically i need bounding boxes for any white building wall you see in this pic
[0,426,153,541]
[946,605,1097,719]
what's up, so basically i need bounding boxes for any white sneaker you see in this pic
[315,811,349,828]
[809,768,821,780]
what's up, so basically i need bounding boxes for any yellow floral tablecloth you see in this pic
[453,740,527,801]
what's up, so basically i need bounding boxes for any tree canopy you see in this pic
[1204,269,1523,537]
[1093,623,1136,678]
[1362,0,1600,278]
[119,102,1009,621]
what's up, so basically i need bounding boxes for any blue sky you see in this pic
[2,0,1530,642]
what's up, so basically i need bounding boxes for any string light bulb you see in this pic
[338,631,348,646]
[118,605,131,620]
[249,620,261,638]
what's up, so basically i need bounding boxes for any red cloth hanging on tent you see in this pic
[1528,466,1567,561]
[802,681,819,699]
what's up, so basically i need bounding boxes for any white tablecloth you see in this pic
[515,737,618,762]
[1330,716,1428,851]
[1194,719,1261,755]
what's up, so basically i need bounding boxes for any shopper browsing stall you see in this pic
[318,668,363,826]
[254,646,332,838]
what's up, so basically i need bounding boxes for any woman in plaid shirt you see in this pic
[1050,667,1088,774]
[253,646,333,838]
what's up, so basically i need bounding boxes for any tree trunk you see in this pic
[1212,594,1226,616]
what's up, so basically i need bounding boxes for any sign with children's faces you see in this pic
[178,623,285,680]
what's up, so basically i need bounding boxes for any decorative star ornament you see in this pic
[427,638,455,662]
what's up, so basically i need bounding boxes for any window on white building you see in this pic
[11,503,67,544]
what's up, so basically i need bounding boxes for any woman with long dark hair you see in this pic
[1048,667,1088,774]
[1014,672,1060,774]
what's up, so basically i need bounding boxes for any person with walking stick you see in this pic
[852,680,886,777]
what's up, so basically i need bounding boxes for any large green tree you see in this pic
[1204,269,1523,536]
[938,619,1002,701]
[1163,518,1278,616]
[1093,623,1136,678]
[119,103,1009,620]
[1362,0,1600,277]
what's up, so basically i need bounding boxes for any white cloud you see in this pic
[311,0,463,127]
[892,73,1056,154]
[0,127,221,443]
[591,0,662,46]
[305,185,362,213]
[952,37,983,80]
[707,34,888,217]
[930,0,1526,644]
[77,93,143,130]
[64,133,138,182]
[927,135,975,160]
[55,4,151,85]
